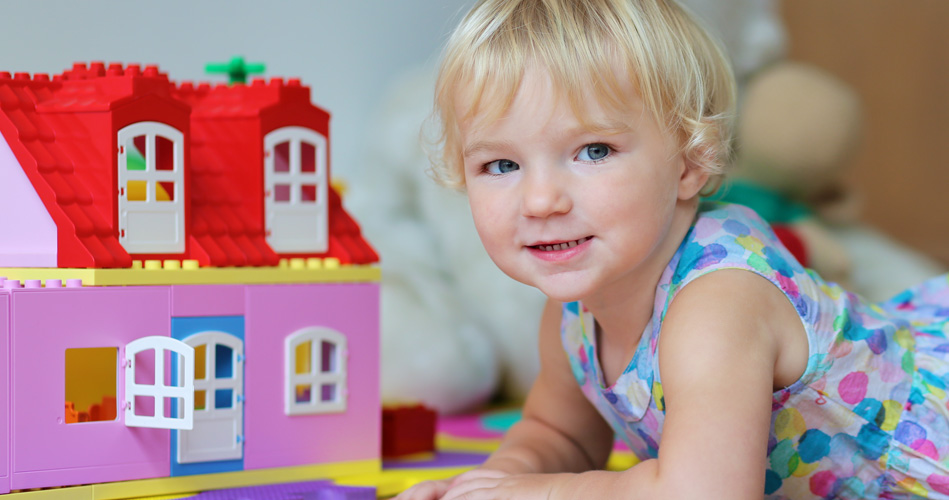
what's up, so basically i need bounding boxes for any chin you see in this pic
[533,279,591,304]
[503,268,591,304]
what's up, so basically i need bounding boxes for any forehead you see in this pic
[456,65,647,138]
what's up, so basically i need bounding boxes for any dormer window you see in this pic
[117,122,185,254]
[263,127,329,253]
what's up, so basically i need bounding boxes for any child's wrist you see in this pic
[480,454,540,475]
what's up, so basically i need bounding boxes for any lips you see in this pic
[530,236,592,252]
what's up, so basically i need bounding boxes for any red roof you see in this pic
[0,63,378,268]
[326,187,379,264]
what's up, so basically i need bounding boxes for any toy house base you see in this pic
[3,459,379,500]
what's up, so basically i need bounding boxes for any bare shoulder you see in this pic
[661,269,808,391]
[653,270,800,498]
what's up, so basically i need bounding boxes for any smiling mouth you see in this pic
[530,236,592,252]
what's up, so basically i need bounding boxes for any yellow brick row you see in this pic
[0,263,379,287]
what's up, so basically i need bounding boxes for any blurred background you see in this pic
[2,0,946,412]
[781,0,949,266]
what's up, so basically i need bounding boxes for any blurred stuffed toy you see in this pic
[718,62,945,299]
[719,61,862,287]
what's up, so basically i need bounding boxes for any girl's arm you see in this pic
[476,298,616,475]
[442,269,803,500]
[395,299,615,500]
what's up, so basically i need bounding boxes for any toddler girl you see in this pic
[397,0,949,498]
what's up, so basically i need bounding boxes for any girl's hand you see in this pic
[392,477,452,500]
[440,472,570,500]
[393,469,510,500]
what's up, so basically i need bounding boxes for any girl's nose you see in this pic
[521,168,571,218]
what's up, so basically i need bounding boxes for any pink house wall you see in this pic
[243,283,380,469]
[1,292,9,494]
[11,287,172,490]
[171,285,245,317]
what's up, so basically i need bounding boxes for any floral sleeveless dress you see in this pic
[561,202,949,499]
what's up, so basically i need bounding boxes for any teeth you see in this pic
[536,237,590,252]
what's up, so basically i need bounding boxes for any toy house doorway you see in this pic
[171,316,245,476]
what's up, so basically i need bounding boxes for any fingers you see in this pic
[441,477,503,500]
[394,469,510,500]
[394,478,452,500]
[449,469,509,488]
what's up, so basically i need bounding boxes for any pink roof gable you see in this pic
[0,71,130,268]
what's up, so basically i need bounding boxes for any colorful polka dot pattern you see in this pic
[561,202,949,499]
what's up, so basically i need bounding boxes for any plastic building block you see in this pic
[124,336,195,431]
[121,495,196,500]
[1,292,8,495]
[92,460,379,500]
[299,484,375,500]
[11,287,174,490]
[171,285,245,318]
[0,265,380,287]
[1,485,95,499]
[243,284,379,471]
[336,467,475,498]
[180,480,374,500]
[382,405,437,459]
[284,328,347,416]
[205,57,265,85]
[170,316,245,477]
[189,480,331,499]
[384,451,489,471]
[0,132,57,267]
[63,402,78,424]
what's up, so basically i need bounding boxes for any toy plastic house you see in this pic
[0,62,380,498]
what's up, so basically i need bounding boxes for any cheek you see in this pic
[467,191,505,243]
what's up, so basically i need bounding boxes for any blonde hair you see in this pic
[430,0,737,190]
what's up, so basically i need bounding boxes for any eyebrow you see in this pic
[461,119,634,159]
[581,119,634,135]
[462,139,516,159]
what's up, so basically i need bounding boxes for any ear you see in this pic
[677,157,711,200]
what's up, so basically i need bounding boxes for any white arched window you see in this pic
[284,327,346,415]
[264,127,329,253]
[124,336,194,430]
[117,122,185,254]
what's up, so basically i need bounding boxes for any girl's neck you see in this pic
[582,199,698,357]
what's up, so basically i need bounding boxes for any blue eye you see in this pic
[577,143,611,162]
[485,159,519,175]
